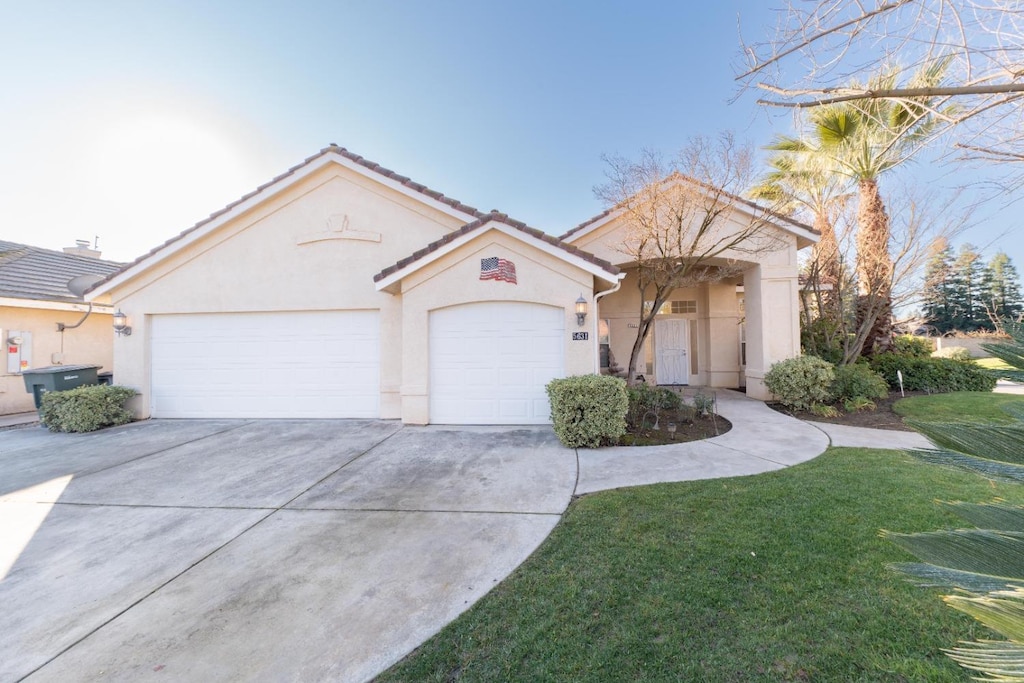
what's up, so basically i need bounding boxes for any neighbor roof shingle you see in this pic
[0,241,123,304]
[374,211,621,283]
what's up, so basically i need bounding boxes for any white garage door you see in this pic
[429,302,564,424]
[151,311,379,418]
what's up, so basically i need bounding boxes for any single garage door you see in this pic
[151,311,379,418]
[429,302,564,424]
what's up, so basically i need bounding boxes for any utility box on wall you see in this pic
[5,330,32,374]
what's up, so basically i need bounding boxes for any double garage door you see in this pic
[151,311,379,418]
[150,303,565,423]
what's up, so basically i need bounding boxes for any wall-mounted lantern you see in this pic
[113,310,132,336]
[575,295,588,327]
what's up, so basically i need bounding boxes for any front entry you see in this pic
[655,318,690,385]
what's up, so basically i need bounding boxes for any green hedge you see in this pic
[830,363,889,403]
[40,384,138,433]
[546,375,628,448]
[892,335,934,358]
[869,354,996,393]
[764,355,836,411]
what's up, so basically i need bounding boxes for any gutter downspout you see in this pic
[593,273,626,373]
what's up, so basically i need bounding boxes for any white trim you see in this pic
[87,150,479,300]
[375,221,621,291]
[0,297,114,313]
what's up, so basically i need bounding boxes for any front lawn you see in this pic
[975,356,1014,371]
[378,448,1024,682]
[893,391,1024,424]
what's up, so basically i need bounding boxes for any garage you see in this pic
[150,311,379,418]
[429,302,564,424]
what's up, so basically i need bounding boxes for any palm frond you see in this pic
[944,638,1024,681]
[946,587,1024,643]
[942,502,1024,532]
[905,423,1024,465]
[885,529,1024,580]
[906,448,1024,483]
[889,561,1023,593]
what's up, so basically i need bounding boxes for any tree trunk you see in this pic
[855,178,894,355]
[813,211,841,315]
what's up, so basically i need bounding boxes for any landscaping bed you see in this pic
[768,390,928,432]
[617,408,731,445]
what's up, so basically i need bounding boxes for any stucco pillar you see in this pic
[743,264,801,400]
[703,283,741,389]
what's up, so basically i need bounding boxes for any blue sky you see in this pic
[1,1,1019,279]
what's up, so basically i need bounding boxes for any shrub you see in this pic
[801,318,845,365]
[843,397,877,413]
[830,363,889,403]
[625,384,681,430]
[932,346,972,361]
[764,356,836,411]
[40,384,138,433]
[892,335,934,358]
[809,402,840,418]
[692,392,715,417]
[546,375,628,448]
[869,354,997,393]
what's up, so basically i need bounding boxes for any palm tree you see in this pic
[769,62,952,357]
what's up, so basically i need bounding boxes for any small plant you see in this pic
[40,384,138,433]
[692,392,714,417]
[931,346,972,361]
[843,397,877,413]
[830,363,888,403]
[892,335,934,358]
[546,375,628,448]
[809,402,840,418]
[764,355,836,411]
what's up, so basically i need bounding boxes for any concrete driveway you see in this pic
[0,419,576,682]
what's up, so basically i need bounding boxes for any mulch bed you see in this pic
[617,408,732,446]
[767,390,928,432]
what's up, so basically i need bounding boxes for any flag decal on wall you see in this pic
[480,256,517,284]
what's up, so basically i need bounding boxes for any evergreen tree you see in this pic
[949,244,986,332]
[985,252,1024,324]
[921,240,956,333]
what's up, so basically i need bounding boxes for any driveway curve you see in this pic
[1,390,827,683]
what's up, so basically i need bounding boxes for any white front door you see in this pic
[655,318,690,385]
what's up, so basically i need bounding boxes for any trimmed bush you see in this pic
[892,335,934,358]
[40,384,138,433]
[625,384,682,430]
[830,363,889,403]
[764,356,835,411]
[932,346,972,361]
[869,354,997,393]
[546,375,628,448]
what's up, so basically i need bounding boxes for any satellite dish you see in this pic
[67,274,104,298]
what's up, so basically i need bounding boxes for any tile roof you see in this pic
[560,173,818,241]
[0,241,123,304]
[87,145,487,294]
[374,211,621,283]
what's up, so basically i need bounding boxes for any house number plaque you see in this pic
[572,332,589,341]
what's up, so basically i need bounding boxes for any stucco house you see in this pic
[1,240,122,414]
[86,145,817,425]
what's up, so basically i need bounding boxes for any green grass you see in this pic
[975,357,1014,371]
[378,449,1024,682]
[893,392,1024,424]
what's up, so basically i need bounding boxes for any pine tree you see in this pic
[921,240,956,333]
[949,244,987,332]
[986,252,1024,325]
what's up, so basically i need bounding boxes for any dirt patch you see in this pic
[767,391,928,432]
[618,408,732,446]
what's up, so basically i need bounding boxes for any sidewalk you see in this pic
[0,412,38,429]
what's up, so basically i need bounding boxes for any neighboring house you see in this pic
[86,145,817,425]
[0,241,122,414]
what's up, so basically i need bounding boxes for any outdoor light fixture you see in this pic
[112,310,132,336]
[575,295,588,327]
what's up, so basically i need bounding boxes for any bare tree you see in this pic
[736,1,1024,168]
[595,133,788,384]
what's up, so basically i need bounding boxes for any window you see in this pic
[670,300,697,314]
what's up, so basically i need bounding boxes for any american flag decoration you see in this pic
[480,256,517,284]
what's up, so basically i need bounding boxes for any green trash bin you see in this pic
[22,364,101,410]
